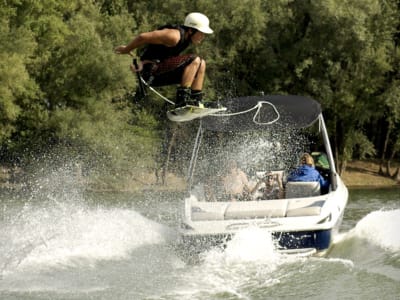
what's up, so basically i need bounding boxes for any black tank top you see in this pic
[140,25,190,61]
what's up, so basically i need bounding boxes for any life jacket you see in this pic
[140,24,191,61]
[287,165,329,192]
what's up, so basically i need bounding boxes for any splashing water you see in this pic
[168,226,301,299]
[0,165,174,277]
[6,208,169,270]
[223,226,278,264]
[350,209,400,252]
[194,129,308,187]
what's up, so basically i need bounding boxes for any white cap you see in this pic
[184,12,213,34]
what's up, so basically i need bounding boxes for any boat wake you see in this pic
[173,208,400,298]
[1,204,172,275]
[167,226,306,299]
[350,209,400,252]
[329,208,400,283]
[168,211,400,299]
[0,165,176,278]
[197,226,281,269]
[335,209,400,253]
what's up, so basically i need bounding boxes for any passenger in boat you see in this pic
[114,12,213,108]
[203,176,219,201]
[312,151,330,182]
[287,153,329,194]
[222,160,253,201]
[253,173,284,200]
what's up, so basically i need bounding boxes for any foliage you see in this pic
[0,0,399,187]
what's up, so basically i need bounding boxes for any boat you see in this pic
[178,95,348,257]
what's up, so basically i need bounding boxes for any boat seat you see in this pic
[224,200,288,219]
[285,181,321,198]
[286,199,325,217]
[191,202,228,221]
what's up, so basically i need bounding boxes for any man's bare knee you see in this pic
[198,58,206,73]
[190,56,202,68]
[192,57,206,75]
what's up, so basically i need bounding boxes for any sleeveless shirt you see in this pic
[140,25,191,61]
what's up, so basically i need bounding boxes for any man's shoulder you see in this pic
[151,27,181,46]
[158,24,182,30]
[156,24,183,36]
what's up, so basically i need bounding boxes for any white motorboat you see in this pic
[179,95,348,256]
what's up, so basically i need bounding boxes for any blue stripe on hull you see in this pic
[274,229,332,250]
[180,229,332,252]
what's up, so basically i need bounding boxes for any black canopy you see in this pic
[202,95,321,132]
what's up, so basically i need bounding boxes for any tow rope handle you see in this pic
[133,58,147,98]
[129,57,174,105]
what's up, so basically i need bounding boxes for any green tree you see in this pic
[0,1,39,146]
[240,0,399,173]
[1,0,400,188]
[1,0,161,189]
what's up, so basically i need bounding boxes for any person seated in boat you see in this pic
[222,160,253,201]
[312,151,330,170]
[253,172,284,200]
[203,176,219,201]
[311,151,330,182]
[287,153,329,194]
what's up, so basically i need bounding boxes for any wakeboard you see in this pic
[167,105,227,122]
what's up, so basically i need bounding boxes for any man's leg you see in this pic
[180,57,206,106]
[175,86,191,108]
[181,57,205,90]
[147,55,206,107]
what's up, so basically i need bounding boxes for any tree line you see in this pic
[1,0,399,188]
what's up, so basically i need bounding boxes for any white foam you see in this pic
[223,226,278,264]
[171,227,300,299]
[350,209,400,252]
[2,205,171,272]
[0,164,176,273]
[322,257,354,268]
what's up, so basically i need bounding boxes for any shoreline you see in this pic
[341,160,399,189]
[345,184,399,190]
[1,160,399,192]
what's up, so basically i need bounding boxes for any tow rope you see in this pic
[131,57,280,125]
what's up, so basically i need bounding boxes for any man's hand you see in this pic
[114,45,130,54]
[130,61,143,73]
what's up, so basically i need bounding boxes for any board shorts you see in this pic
[141,54,197,87]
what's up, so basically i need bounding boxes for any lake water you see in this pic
[0,172,399,300]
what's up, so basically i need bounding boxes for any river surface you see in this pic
[0,173,399,300]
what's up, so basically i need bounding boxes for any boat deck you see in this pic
[191,196,326,221]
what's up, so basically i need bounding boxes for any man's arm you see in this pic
[114,28,181,54]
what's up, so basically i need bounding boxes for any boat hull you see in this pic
[179,179,348,257]
[274,229,331,250]
[180,228,334,256]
